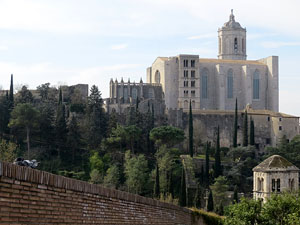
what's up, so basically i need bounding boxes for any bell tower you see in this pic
[218,10,247,60]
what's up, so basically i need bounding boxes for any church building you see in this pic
[146,10,278,112]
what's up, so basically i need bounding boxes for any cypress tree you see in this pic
[207,190,214,212]
[189,100,194,157]
[154,164,160,198]
[194,184,202,208]
[179,167,187,207]
[214,126,221,178]
[233,98,238,147]
[168,169,174,198]
[9,74,14,110]
[243,110,248,146]
[233,185,239,203]
[205,142,210,186]
[250,117,255,146]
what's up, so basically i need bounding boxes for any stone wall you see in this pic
[0,162,205,225]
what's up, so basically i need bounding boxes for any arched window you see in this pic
[155,70,161,84]
[253,70,260,99]
[261,178,264,191]
[257,178,261,191]
[277,179,280,192]
[184,100,188,109]
[201,68,208,99]
[192,100,195,108]
[148,88,155,99]
[132,88,137,99]
[234,38,238,52]
[227,69,233,98]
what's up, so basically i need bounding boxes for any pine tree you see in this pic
[243,110,248,146]
[233,98,238,148]
[179,167,187,207]
[250,117,255,146]
[205,142,210,186]
[214,126,222,178]
[207,190,214,212]
[154,164,160,198]
[189,100,194,157]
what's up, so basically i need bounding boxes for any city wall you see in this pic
[0,162,205,225]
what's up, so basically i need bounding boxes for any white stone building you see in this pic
[253,155,299,202]
[147,10,278,112]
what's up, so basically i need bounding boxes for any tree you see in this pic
[205,142,210,186]
[150,126,185,148]
[124,125,142,153]
[55,92,67,161]
[233,98,238,148]
[0,139,17,162]
[86,85,107,149]
[225,197,262,225]
[8,74,14,111]
[103,164,120,189]
[194,184,203,209]
[214,126,222,178]
[17,85,33,104]
[207,190,214,212]
[8,103,39,159]
[233,185,239,203]
[210,176,228,212]
[189,100,194,157]
[250,117,255,146]
[154,164,160,198]
[0,94,10,137]
[243,110,248,146]
[179,167,186,207]
[37,83,51,102]
[67,115,82,165]
[124,150,149,195]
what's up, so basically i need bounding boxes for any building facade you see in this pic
[147,11,278,112]
[253,155,299,202]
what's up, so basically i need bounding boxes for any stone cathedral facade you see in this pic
[146,10,278,112]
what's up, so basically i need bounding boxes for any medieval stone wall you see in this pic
[0,162,205,225]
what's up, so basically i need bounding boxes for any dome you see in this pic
[253,155,299,172]
[223,10,243,29]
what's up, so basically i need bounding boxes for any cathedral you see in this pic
[146,10,278,112]
[106,11,299,148]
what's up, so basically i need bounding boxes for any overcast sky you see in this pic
[0,0,300,116]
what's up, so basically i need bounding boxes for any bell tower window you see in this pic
[234,38,238,52]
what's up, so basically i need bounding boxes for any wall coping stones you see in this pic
[0,161,191,214]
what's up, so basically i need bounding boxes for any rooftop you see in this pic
[253,155,300,172]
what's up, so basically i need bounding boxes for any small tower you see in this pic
[218,10,247,60]
[253,155,299,203]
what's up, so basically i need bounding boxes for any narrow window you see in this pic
[191,81,195,87]
[279,117,282,122]
[132,88,137,99]
[242,38,245,53]
[191,90,195,97]
[148,88,154,99]
[191,60,195,68]
[184,70,188,78]
[272,179,275,192]
[184,81,188,87]
[277,179,280,192]
[234,38,238,52]
[191,70,195,78]
[261,178,264,191]
[253,70,260,99]
[279,126,282,131]
[267,116,270,121]
[184,60,188,67]
[155,70,161,84]
[124,87,128,101]
[201,68,208,99]
[184,90,188,97]
[227,69,233,98]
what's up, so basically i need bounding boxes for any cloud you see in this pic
[0,45,8,51]
[261,41,300,49]
[187,33,215,40]
[111,44,128,50]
